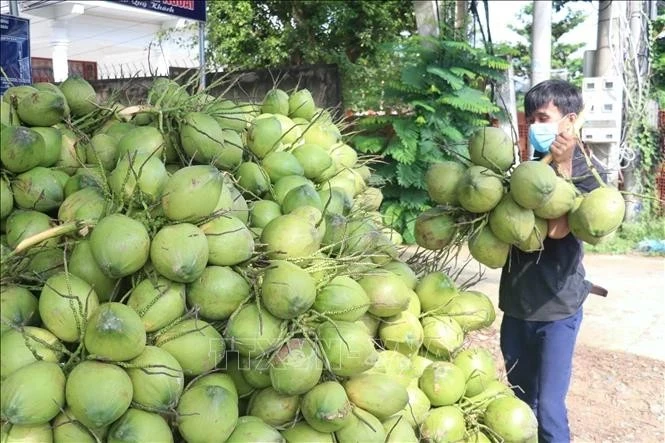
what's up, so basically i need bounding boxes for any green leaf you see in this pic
[450,66,477,80]
[352,135,388,154]
[412,100,436,113]
[427,66,464,90]
[396,162,427,189]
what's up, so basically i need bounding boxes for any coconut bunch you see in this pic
[0,77,538,442]
[417,126,625,269]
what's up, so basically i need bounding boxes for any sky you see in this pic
[481,0,599,56]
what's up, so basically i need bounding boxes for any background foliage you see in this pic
[351,37,509,243]
[198,1,416,111]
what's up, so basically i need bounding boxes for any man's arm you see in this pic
[548,214,570,239]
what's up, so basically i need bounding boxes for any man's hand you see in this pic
[550,132,576,177]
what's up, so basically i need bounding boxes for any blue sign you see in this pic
[0,14,32,95]
[109,0,206,22]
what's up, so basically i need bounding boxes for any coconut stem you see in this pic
[10,221,90,256]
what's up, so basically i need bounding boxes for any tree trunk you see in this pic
[530,0,552,87]
[413,0,440,37]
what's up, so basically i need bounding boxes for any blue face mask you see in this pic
[528,122,558,153]
[528,115,573,153]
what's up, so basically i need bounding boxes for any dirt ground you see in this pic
[457,252,665,443]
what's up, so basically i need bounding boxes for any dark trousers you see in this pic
[500,308,583,443]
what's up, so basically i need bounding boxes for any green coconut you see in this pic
[225,416,283,443]
[17,91,68,126]
[468,127,515,172]
[177,385,238,443]
[84,302,146,361]
[1,177,13,219]
[225,303,284,356]
[270,338,323,395]
[125,346,184,411]
[116,126,164,159]
[516,216,549,252]
[301,381,353,433]
[90,214,150,278]
[107,408,173,443]
[452,347,498,397]
[317,320,378,377]
[344,373,409,420]
[58,75,97,117]
[200,214,254,266]
[51,407,108,442]
[240,354,273,389]
[150,223,208,283]
[66,361,133,429]
[441,290,495,332]
[11,166,64,212]
[394,384,431,428]
[533,176,578,219]
[63,166,105,197]
[288,89,317,120]
[261,151,304,182]
[483,396,538,442]
[281,422,334,443]
[509,160,557,209]
[415,271,458,314]
[418,361,466,406]
[250,199,282,228]
[0,422,54,442]
[419,406,466,443]
[4,209,53,250]
[421,315,464,359]
[302,121,339,150]
[56,128,86,175]
[206,99,252,131]
[161,165,223,221]
[0,286,39,335]
[188,372,238,401]
[274,114,302,146]
[425,161,467,206]
[58,187,106,224]
[127,276,185,332]
[488,194,535,244]
[313,275,370,321]
[155,319,224,376]
[247,115,284,158]
[186,265,250,321]
[38,272,100,342]
[180,112,242,170]
[414,207,458,250]
[282,183,323,213]
[335,407,385,443]
[456,166,505,213]
[358,271,411,318]
[383,415,419,443]
[31,126,62,167]
[0,327,63,380]
[1,126,45,173]
[379,311,425,356]
[468,225,510,269]
[318,187,353,215]
[247,387,300,427]
[353,187,383,212]
[261,213,321,260]
[380,261,418,290]
[237,162,271,196]
[101,121,135,142]
[568,186,625,243]
[109,153,168,205]
[293,143,333,180]
[3,85,38,104]
[262,89,290,115]
[261,260,316,319]
[272,175,312,204]
[1,361,65,426]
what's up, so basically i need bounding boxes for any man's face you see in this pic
[527,100,575,134]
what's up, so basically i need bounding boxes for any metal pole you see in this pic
[9,0,19,16]
[531,0,552,87]
[199,21,205,90]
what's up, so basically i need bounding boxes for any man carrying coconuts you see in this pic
[499,79,607,443]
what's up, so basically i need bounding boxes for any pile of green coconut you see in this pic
[1,75,539,442]
[416,126,626,267]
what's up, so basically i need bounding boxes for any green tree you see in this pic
[180,1,416,110]
[494,3,588,85]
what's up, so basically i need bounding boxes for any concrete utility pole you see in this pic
[591,0,623,187]
[530,0,552,87]
[413,0,440,37]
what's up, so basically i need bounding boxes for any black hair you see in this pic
[524,79,584,118]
